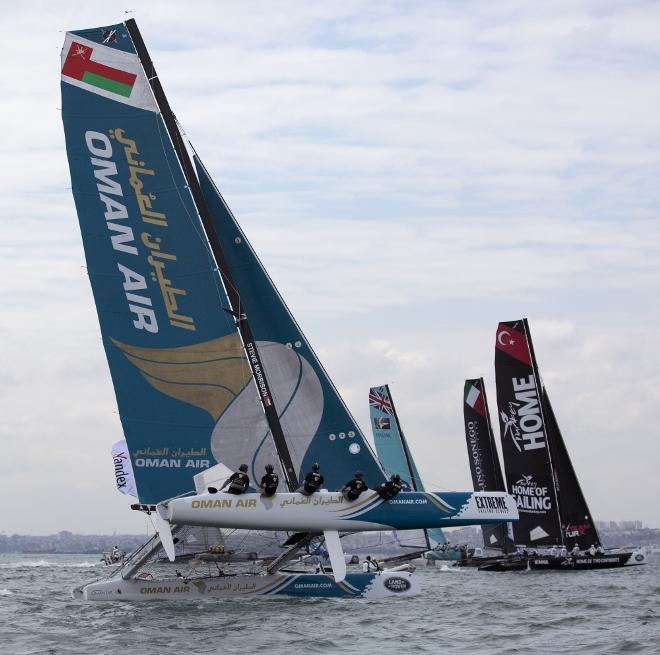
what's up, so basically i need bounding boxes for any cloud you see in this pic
[1,0,659,532]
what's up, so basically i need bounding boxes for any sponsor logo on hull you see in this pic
[384,576,411,593]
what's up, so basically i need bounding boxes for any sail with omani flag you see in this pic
[61,21,386,504]
[61,23,255,503]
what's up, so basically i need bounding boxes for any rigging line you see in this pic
[192,152,387,480]
[182,137,247,311]
[412,477,454,492]
[176,120,246,312]
[151,115,234,328]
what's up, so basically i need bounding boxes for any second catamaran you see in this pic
[369,385,463,562]
[481,319,646,571]
[459,378,515,564]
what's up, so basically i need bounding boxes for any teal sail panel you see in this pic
[369,385,422,489]
[194,157,386,491]
[369,385,447,546]
[61,24,256,503]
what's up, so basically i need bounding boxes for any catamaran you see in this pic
[61,19,517,600]
[456,378,515,566]
[477,319,646,571]
[369,385,464,563]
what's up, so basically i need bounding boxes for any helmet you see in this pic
[391,474,400,481]
[355,470,364,478]
[239,464,248,472]
[265,464,274,473]
[312,463,320,472]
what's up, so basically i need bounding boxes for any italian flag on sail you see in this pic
[62,41,137,97]
[464,381,486,417]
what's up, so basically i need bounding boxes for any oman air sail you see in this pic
[62,19,518,601]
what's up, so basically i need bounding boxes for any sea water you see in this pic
[1,554,658,654]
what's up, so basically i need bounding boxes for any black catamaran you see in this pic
[483,318,646,571]
[461,378,514,561]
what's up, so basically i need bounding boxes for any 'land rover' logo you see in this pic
[635,554,644,562]
[383,576,411,593]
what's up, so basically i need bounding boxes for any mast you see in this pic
[386,384,422,492]
[124,19,298,490]
[385,385,431,550]
[522,319,564,545]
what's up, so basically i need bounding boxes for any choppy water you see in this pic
[1,553,658,654]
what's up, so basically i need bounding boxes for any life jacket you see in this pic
[304,471,323,492]
[228,472,249,493]
[376,480,400,499]
[386,480,402,497]
[344,479,366,500]
[261,473,279,494]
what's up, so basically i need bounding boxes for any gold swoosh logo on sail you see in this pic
[111,334,252,420]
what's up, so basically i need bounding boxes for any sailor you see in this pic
[362,555,382,573]
[111,545,121,562]
[299,463,324,495]
[375,474,403,500]
[219,464,250,495]
[596,544,605,555]
[571,543,581,557]
[559,546,568,557]
[341,471,368,501]
[260,464,279,497]
[588,543,597,556]
[549,545,558,558]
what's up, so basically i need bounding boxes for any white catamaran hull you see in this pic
[160,490,518,532]
[74,570,420,600]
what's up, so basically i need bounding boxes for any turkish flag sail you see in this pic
[494,319,562,546]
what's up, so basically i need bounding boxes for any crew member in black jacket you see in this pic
[299,463,324,495]
[260,464,279,497]
[219,464,250,495]
[341,471,368,501]
[375,474,403,500]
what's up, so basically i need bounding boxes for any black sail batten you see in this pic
[463,378,512,551]
[123,19,299,490]
[385,385,431,550]
[495,319,563,546]
[542,392,601,549]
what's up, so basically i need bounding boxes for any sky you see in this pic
[1,1,659,535]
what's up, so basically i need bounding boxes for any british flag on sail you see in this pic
[369,388,394,415]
